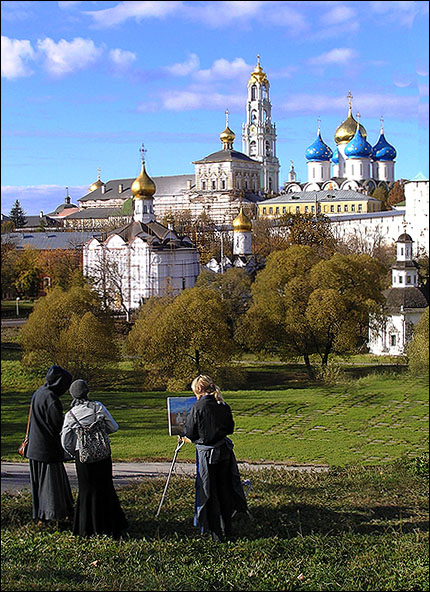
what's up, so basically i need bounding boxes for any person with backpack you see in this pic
[26,365,74,525]
[61,379,127,538]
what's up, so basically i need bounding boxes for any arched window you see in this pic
[266,140,271,156]
[251,85,257,100]
[251,110,257,122]
[250,141,257,156]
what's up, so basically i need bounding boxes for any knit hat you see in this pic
[70,379,90,400]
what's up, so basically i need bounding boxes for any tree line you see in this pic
[18,244,428,387]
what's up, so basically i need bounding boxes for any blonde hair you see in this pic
[191,375,225,404]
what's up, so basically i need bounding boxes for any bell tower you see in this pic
[242,55,279,194]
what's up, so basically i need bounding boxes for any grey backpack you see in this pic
[70,403,111,463]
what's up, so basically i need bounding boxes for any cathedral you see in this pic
[283,91,397,194]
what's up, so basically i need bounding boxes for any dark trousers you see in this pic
[207,457,234,538]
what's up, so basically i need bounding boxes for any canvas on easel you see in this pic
[167,396,197,436]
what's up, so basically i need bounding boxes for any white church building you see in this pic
[368,232,429,356]
[83,148,200,317]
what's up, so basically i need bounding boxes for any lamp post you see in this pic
[16,297,20,317]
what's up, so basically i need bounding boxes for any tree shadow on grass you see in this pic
[126,501,429,542]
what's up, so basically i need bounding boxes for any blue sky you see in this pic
[2,0,429,215]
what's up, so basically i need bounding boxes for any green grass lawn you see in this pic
[1,462,428,591]
[1,327,429,591]
[2,324,428,465]
[2,355,428,465]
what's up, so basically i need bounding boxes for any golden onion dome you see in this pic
[88,169,104,192]
[88,179,103,192]
[249,54,269,86]
[335,92,367,145]
[220,125,236,144]
[233,207,252,232]
[131,148,156,200]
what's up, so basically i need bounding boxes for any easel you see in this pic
[155,437,185,517]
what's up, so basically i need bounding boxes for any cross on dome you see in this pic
[139,143,148,162]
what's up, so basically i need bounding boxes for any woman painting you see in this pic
[182,375,249,541]
[26,365,74,525]
[61,379,127,538]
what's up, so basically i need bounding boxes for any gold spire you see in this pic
[334,91,367,145]
[220,108,236,149]
[249,54,269,86]
[88,167,104,192]
[131,144,156,200]
[233,207,252,232]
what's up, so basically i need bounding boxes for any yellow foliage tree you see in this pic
[20,283,117,380]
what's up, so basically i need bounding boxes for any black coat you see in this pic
[184,395,234,445]
[26,366,73,463]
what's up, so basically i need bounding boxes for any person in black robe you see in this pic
[183,375,249,541]
[26,365,74,524]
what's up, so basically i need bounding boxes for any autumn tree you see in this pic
[251,217,290,259]
[371,186,389,209]
[407,308,429,376]
[279,212,337,257]
[1,239,17,298]
[194,267,253,336]
[237,245,385,378]
[39,249,82,290]
[8,200,27,228]
[127,287,236,390]
[21,283,117,380]
[11,246,42,298]
[1,220,15,233]
[387,180,406,208]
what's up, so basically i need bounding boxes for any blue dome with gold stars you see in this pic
[344,124,373,159]
[305,130,333,162]
[373,132,397,161]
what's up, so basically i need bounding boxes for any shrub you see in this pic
[20,283,118,380]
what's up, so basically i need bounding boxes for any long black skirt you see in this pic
[73,454,127,537]
[29,459,74,521]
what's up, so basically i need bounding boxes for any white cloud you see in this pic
[109,48,137,68]
[321,5,356,25]
[165,53,200,76]
[85,1,183,27]
[194,57,251,82]
[36,37,103,76]
[138,90,245,112]
[163,90,244,112]
[308,48,358,66]
[1,36,35,79]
